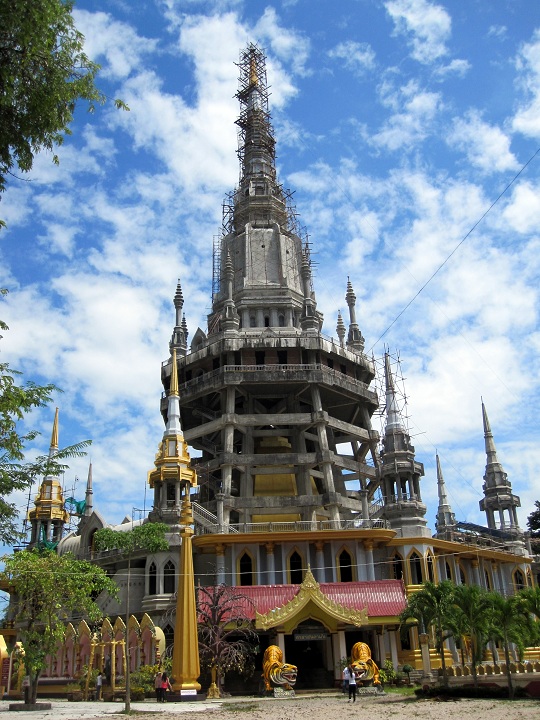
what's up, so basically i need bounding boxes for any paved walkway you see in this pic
[0,698,221,718]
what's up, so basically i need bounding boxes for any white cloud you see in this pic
[501,181,540,234]
[372,80,442,150]
[385,0,451,64]
[447,110,519,174]
[513,29,540,139]
[328,41,376,75]
[253,7,310,77]
[434,58,470,78]
[73,10,159,80]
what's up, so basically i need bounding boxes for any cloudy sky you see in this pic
[1,0,539,545]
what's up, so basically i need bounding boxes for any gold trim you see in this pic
[50,408,59,450]
[170,349,179,397]
[255,566,368,630]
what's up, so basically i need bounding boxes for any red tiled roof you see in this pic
[199,580,406,620]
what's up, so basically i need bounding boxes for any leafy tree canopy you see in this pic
[0,0,128,200]
[0,549,117,703]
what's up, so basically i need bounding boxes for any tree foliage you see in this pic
[527,500,540,553]
[399,580,455,685]
[93,523,170,557]
[486,591,529,700]
[0,549,117,703]
[196,584,258,693]
[0,0,128,199]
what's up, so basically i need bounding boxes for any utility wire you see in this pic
[369,146,540,351]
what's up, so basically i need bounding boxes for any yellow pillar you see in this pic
[171,491,201,692]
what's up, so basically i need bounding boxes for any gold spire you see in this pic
[50,407,59,450]
[170,348,179,397]
[249,54,258,86]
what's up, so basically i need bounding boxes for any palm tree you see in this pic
[451,584,492,687]
[399,580,455,686]
[518,586,540,650]
[486,591,529,699]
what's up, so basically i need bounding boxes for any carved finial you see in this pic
[50,407,59,451]
[336,311,346,346]
[174,279,184,310]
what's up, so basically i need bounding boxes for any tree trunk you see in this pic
[437,620,448,686]
[29,670,39,705]
[503,639,514,700]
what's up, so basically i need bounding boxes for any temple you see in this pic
[1,44,537,697]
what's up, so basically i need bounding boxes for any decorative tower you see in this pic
[434,453,457,539]
[149,349,197,528]
[479,400,521,535]
[345,278,365,351]
[28,408,69,547]
[379,353,428,537]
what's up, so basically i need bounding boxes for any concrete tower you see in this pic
[378,354,428,537]
[162,45,383,586]
[479,401,521,535]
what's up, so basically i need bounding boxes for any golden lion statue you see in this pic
[351,642,381,686]
[262,645,298,691]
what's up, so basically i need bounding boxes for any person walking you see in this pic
[347,665,357,703]
[95,672,103,701]
[160,672,172,702]
[342,664,350,694]
[154,669,163,702]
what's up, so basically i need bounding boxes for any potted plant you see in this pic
[401,664,414,684]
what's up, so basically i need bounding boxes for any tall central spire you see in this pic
[208,44,322,336]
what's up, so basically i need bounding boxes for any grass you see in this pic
[223,702,261,712]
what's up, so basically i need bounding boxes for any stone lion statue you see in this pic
[350,642,381,686]
[262,645,298,691]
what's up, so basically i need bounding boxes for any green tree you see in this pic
[451,584,492,687]
[486,591,529,699]
[0,0,128,202]
[526,501,540,553]
[399,580,455,686]
[93,523,169,712]
[0,549,117,704]
[196,583,258,697]
[518,586,540,647]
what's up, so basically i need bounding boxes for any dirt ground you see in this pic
[111,693,540,720]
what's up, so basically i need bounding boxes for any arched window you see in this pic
[148,563,157,595]
[409,552,423,585]
[445,562,452,581]
[391,554,404,581]
[239,552,253,586]
[250,316,256,328]
[514,568,525,591]
[426,554,435,583]
[289,551,303,584]
[338,549,354,582]
[164,560,175,594]
[458,563,466,584]
[278,314,285,327]
[163,624,174,652]
[484,570,491,590]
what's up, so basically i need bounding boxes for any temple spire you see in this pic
[384,352,403,432]
[84,462,93,518]
[479,400,521,533]
[345,278,365,351]
[170,279,188,356]
[49,407,59,454]
[435,453,456,537]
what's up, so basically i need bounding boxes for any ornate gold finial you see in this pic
[50,407,59,450]
[249,54,258,86]
[170,348,179,397]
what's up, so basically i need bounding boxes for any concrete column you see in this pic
[364,541,375,581]
[333,630,347,682]
[315,541,325,582]
[389,630,399,670]
[356,544,368,581]
[266,543,276,584]
[277,632,286,659]
[216,544,226,585]
[419,633,432,682]
[377,631,386,667]
[472,559,481,586]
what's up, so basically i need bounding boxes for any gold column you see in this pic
[172,490,201,692]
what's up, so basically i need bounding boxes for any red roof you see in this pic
[201,580,406,620]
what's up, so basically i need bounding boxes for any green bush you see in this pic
[130,686,146,701]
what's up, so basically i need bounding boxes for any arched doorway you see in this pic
[284,620,332,689]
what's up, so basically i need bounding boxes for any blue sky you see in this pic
[1,0,540,545]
